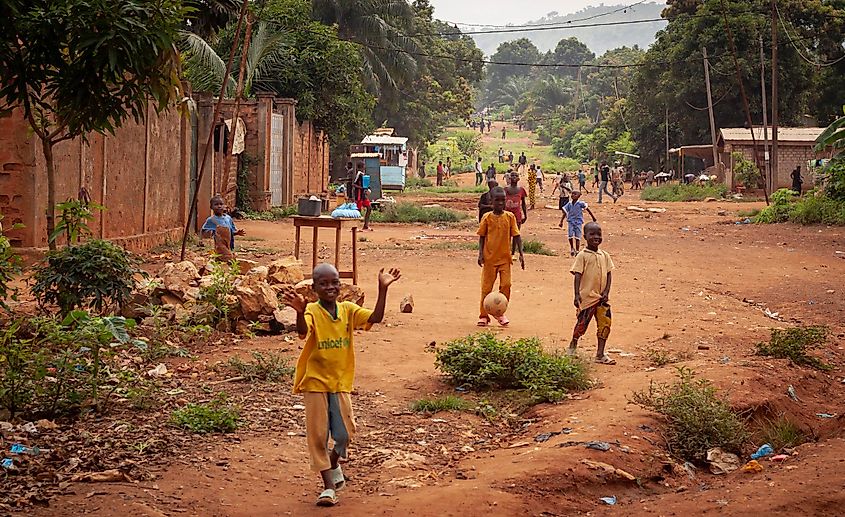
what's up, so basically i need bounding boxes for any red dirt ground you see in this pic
[31,174,845,516]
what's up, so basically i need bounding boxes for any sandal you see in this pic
[595,355,617,365]
[477,318,489,327]
[316,488,338,507]
[330,466,345,491]
[495,315,510,327]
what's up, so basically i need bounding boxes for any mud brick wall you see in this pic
[292,120,329,198]
[0,105,189,250]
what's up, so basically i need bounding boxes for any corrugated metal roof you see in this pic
[350,152,380,158]
[362,135,408,145]
[720,127,823,143]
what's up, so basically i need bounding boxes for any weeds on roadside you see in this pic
[171,394,240,433]
[640,183,728,202]
[522,239,556,256]
[631,367,748,462]
[242,205,298,221]
[196,261,239,329]
[405,176,433,188]
[372,202,467,223]
[755,326,830,370]
[225,351,294,382]
[646,348,691,367]
[757,414,807,451]
[411,395,473,413]
[433,333,590,404]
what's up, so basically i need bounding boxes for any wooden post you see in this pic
[702,47,720,171]
[771,0,779,193]
[334,225,341,269]
[760,35,771,193]
[351,226,358,285]
[294,225,301,259]
[311,226,318,271]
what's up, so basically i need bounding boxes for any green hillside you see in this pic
[469,2,667,56]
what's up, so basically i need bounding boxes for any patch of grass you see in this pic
[737,208,761,218]
[406,176,433,188]
[757,414,807,451]
[411,395,473,413]
[755,326,831,370]
[237,235,266,242]
[226,351,294,382]
[756,189,845,226]
[646,348,691,367]
[171,394,240,433]
[640,183,729,202]
[433,333,590,403]
[632,367,748,462]
[242,205,298,221]
[372,202,467,223]
[522,239,556,256]
[429,241,478,251]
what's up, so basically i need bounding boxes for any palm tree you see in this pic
[181,20,289,97]
[185,0,243,38]
[489,76,532,108]
[527,76,574,114]
[311,0,418,93]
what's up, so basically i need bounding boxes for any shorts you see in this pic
[356,197,371,210]
[304,392,356,472]
[573,302,612,340]
[558,197,569,210]
[567,222,583,239]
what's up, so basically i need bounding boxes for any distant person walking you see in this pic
[475,157,484,186]
[486,163,497,182]
[498,147,505,163]
[527,164,538,210]
[501,126,506,140]
[436,160,444,186]
[598,161,616,204]
[791,165,803,195]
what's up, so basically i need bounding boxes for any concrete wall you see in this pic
[725,142,823,191]
[0,105,189,250]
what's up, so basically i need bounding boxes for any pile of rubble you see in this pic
[125,255,365,335]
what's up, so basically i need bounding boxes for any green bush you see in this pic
[410,395,473,413]
[755,326,830,370]
[640,183,729,202]
[31,239,141,315]
[372,202,467,223]
[406,176,433,188]
[522,239,556,256]
[434,333,590,403]
[632,367,748,462]
[171,394,240,433]
[757,415,806,451]
[756,189,845,226]
[196,261,239,328]
[0,216,22,310]
[0,313,146,418]
[226,351,294,382]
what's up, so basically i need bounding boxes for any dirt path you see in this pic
[34,182,845,516]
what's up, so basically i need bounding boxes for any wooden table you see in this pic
[292,216,362,284]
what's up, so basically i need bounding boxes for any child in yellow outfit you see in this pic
[285,263,401,507]
[477,187,524,327]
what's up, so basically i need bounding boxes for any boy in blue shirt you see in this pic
[558,191,596,257]
[202,195,244,260]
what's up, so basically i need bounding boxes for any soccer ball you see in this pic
[483,292,508,317]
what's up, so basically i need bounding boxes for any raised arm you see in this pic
[368,268,401,324]
[283,292,309,336]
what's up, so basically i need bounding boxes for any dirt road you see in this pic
[37,180,845,516]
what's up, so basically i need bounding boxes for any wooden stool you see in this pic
[292,216,361,284]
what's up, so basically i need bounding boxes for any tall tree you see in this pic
[312,0,419,93]
[542,38,595,79]
[0,0,186,249]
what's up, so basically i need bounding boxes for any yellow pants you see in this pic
[479,262,512,318]
[304,392,356,472]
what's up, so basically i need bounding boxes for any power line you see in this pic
[775,2,845,67]
[445,1,650,29]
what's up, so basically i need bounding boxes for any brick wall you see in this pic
[725,143,823,191]
[293,120,329,197]
[0,105,189,250]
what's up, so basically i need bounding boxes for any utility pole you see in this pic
[760,35,770,193]
[703,47,720,172]
[771,0,779,192]
[665,105,670,168]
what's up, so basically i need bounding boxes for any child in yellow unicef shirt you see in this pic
[284,263,401,507]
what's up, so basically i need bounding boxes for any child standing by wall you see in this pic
[201,194,244,261]
[285,264,401,507]
[478,187,524,327]
[559,191,596,257]
[569,222,616,365]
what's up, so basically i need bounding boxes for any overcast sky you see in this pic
[428,0,612,25]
